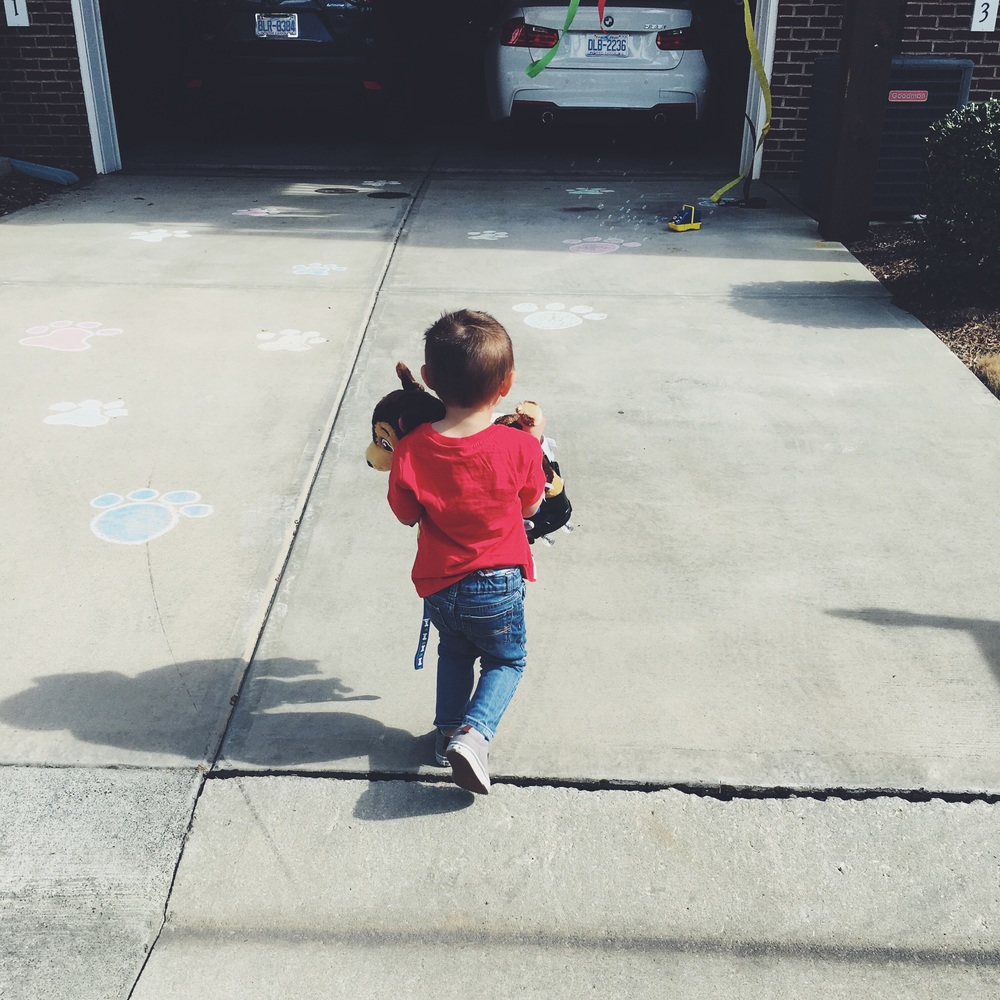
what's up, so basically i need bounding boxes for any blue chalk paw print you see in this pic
[90,489,213,544]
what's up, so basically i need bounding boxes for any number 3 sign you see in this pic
[972,0,999,30]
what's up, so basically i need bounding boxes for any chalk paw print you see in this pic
[233,207,280,216]
[566,187,615,196]
[90,489,212,545]
[468,230,509,241]
[513,303,607,330]
[129,229,192,242]
[256,329,328,352]
[45,399,128,427]
[563,237,642,254]
[292,263,348,276]
[20,321,124,352]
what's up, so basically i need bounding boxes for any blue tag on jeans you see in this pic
[414,614,431,670]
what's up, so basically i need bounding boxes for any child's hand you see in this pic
[515,401,546,441]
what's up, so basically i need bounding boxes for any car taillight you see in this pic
[655,26,698,50]
[500,17,559,49]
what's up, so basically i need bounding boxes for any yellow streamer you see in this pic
[710,0,772,202]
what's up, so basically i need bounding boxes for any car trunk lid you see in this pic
[519,3,692,68]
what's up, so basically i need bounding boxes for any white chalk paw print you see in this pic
[563,237,642,254]
[468,230,509,240]
[20,321,124,352]
[45,399,128,427]
[129,229,192,242]
[292,263,348,275]
[256,329,328,352]
[513,303,607,330]
[566,187,615,195]
[90,489,212,545]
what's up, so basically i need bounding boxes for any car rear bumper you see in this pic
[486,53,708,121]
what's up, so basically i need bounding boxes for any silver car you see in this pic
[485,0,709,124]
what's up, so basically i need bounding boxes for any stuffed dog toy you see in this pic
[367,362,573,544]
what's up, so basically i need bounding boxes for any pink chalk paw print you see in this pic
[563,237,642,254]
[20,321,124,352]
[90,489,212,544]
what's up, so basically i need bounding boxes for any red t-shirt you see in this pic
[387,422,547,597]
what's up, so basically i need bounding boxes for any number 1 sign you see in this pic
[972,0,999,31]
[3,0,29,25]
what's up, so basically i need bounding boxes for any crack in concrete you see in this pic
[205,767,1000,805]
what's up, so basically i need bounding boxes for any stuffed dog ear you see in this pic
[396,361,421,391]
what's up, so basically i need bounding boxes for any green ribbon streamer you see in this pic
[526,0,581,79]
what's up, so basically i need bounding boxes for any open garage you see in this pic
[91,0,760,176]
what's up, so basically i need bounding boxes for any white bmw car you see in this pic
[485,0,709,123]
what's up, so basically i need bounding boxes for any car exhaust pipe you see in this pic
[540,111,555,124]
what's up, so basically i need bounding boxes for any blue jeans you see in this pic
[424,568,527,742]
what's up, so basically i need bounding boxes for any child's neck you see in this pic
[432,401,498,438]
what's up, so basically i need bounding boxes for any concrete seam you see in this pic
[124,768,211,1000]
[125,164,437,999]
[205,161,437,776]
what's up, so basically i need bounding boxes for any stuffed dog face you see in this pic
[365,362,446,471]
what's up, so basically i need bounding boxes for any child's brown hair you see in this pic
[423,309,514,408]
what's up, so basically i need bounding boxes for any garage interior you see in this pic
[98,0,755,175]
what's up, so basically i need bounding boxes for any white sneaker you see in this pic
[446,725,490,795]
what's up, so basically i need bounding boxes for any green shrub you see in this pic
[925,99,1000,281]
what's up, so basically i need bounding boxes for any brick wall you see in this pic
[900,0,1000,99]
[0,0,93,176]
[3,0,999,178]
[763,0,1000,177]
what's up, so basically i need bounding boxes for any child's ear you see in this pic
[498,370,515,398]
[420,364,435,390]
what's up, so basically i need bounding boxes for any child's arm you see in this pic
[387,457,424,527]
[522,493,544,518]
[389,491,423,527]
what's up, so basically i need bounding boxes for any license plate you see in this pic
[585,33,629,56]
[255,13,298,38]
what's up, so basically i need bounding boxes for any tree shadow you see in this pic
[0,657,473,819]
[827,608,1000,689]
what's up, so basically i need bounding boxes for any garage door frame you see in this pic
[72,0,120,174]
[742,0,778,180]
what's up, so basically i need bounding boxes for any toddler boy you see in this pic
[387,309,546,794]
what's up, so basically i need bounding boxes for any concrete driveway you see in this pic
[2,153,998,998]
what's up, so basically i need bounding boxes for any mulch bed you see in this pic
[847,224,1000,386]
[0,171,63,218]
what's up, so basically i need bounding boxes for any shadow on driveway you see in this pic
[827,608,1000,689]
[729,279,895,328]
[0,656,474,819]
